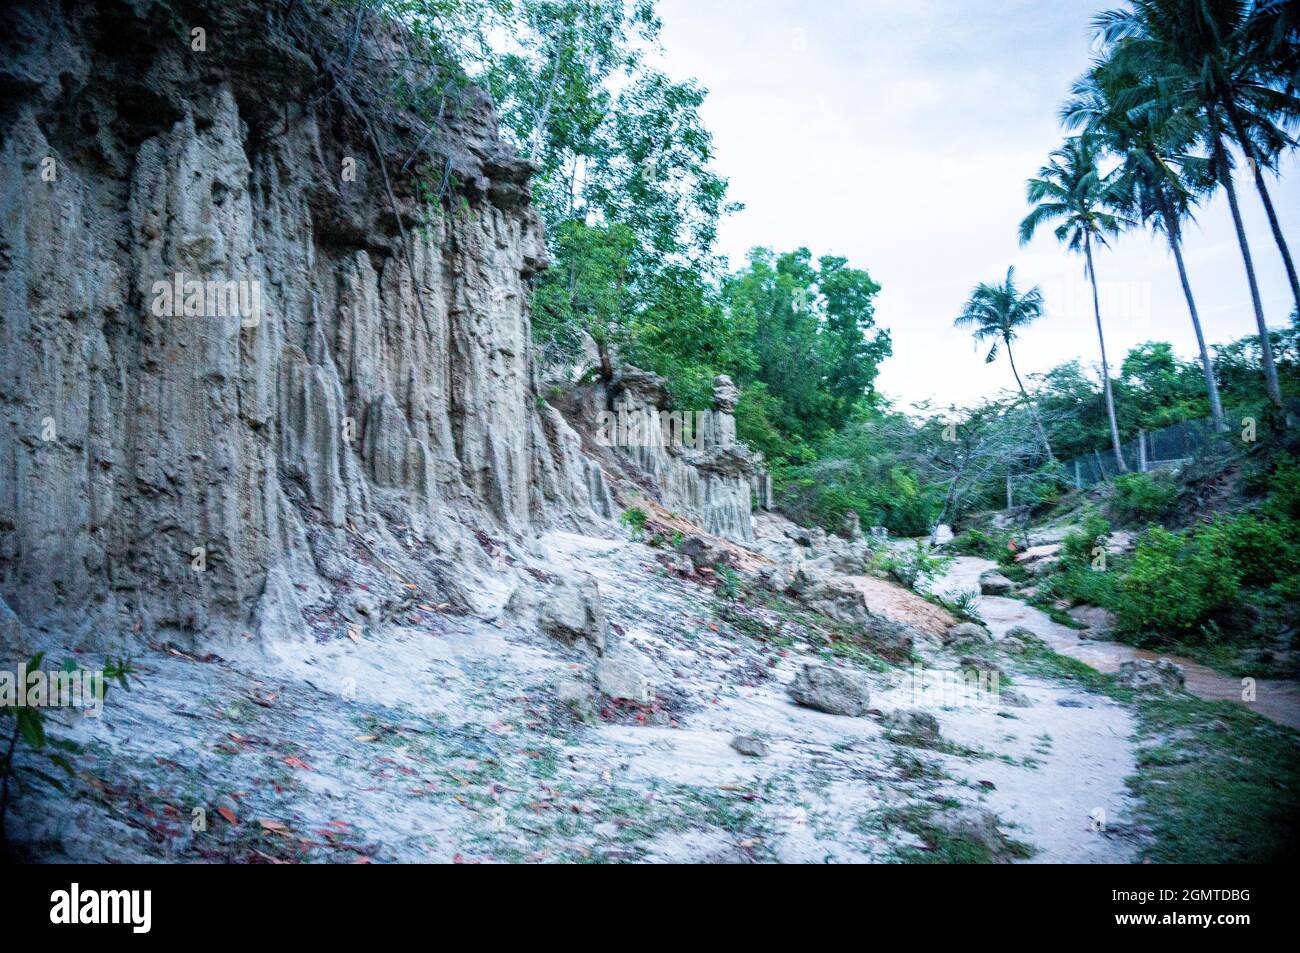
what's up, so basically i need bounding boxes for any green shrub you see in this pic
[951,528,1012,560]
[1265,459,1300,522]
[1060,510,1111,569]
[1108,473,1178,525]
[1199,514,1298,588]
[1117,527,1239,635]
[874,542,953,591]
[619,507,649,539]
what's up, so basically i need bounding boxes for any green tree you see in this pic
[1096,0,1299,409]
[953,266,1056,461]
[724,248,888,459]
[1020,134,1129,472]
[1064,58,1229,431]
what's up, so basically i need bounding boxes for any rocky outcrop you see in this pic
[1115,659,1186,694]
[601,370,766,542]
[786,663,871,716]
[979,570,1016,596]
[0,0,612,649]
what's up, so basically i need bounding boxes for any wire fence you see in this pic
[1004,399,1298,504]
[1063,416,1217,489]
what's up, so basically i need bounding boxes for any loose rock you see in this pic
[786,663,870,716]
[979,570,1015,596]
[1115,658,1186,694]
[730,734,768,757]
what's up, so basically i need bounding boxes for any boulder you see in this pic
[680,534,731,569]
[786,663,870,716]
[1115,658,1185,694]
[730,734,769,758]
[595,656,655,704]
[959,655,1005,679]
[538,577,608,654]
[885,709,942,747]
[999,687,1033,708]
[999,625,1044,654]
[712,374,740,414]
[555,674,599,722]
[979,570,1015,596]
[758,562,797,593]
[1024,558,1059,578]
[795,577,917,659]
[944,621,993,648]
[927,808,1027,863]
[657,551,695,576]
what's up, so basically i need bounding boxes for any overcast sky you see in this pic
[653,0,1300,408]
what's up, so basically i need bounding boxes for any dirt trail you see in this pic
[937,557,1300,732]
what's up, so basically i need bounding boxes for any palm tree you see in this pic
[1063,61,1229,432]
[954,268,1057,462]
[1096,0,1298,409]
[1020,135,1129,472]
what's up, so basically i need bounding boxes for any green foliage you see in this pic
[1108,472,1178,525]
[1,654,135,840]
[618,506,648,539]
[723,248,889,457]
[951,528,1013,560]
[1060,511,1111,567]
[1130,697,1300,864]
[1117,526,1239,634]
[531,220,635,362]
[873,542,953,592]
[775,408,943,536]
[717,567,741,603]
[1198,514,1297,589]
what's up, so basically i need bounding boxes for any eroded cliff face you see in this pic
[0,0,767,652]
[0,0,620,648]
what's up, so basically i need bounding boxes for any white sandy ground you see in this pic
[8,533,1143,863]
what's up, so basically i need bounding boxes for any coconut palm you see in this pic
[1019,134,1129,472]
[954,268,1057,462]
[1096,0,1299,409]
[1063,61,1229,432]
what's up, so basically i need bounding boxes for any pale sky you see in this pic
[654,0,1300,408]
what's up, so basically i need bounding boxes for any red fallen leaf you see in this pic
[217,805,238,825]
[328,820,350,829]
[282,756,312,771]
[453,853,464,864]
[352,856,372,864]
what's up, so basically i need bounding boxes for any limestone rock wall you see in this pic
[0,0,611,647]
[606,371,767,542]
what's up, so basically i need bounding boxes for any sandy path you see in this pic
[937,557,1300,732]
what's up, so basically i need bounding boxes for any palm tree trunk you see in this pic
[1224,98,1300,316]
[1209,120,1284,409]
[1084,233,1127,473]
[1162,205,1227,432]
[1005,338,1056,462]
